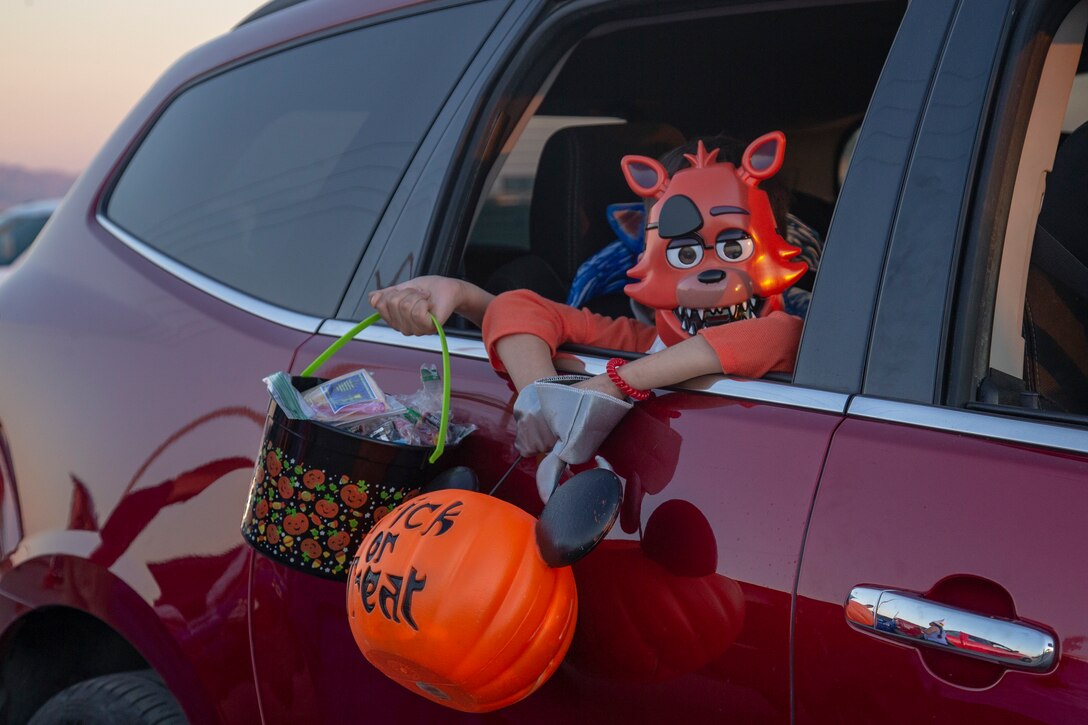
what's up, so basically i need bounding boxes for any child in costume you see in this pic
[371,132,807,496]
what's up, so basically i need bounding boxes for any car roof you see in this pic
[158,0,430,96]
[234,0,312,28]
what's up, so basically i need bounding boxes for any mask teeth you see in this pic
[674,306,704,336]
[676,297,761,334]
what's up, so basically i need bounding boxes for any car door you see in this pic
[795,0,1088,721]
[249,1,929,722]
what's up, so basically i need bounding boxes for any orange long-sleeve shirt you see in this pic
[482,289,802,379]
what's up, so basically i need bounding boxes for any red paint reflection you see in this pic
[568,500,744,683]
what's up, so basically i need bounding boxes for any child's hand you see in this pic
[512,384,559,457]
[369,276,464,335]
[524,377,633,501]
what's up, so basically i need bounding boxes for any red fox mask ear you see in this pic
[621,155,669,198]
[740,131,786,186]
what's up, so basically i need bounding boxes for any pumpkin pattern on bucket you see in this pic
[243,441,421,579]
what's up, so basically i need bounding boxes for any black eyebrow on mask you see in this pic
[666,237,703,249]
[710,206,749,216]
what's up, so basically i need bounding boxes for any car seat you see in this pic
[1022,120,1088,414]
[485,122,684,317]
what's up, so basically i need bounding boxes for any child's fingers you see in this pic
[375,288,415,330]
[371,282,430,305]
[384,288,430,335]
[371,282,447,334]
[410,296,434,329]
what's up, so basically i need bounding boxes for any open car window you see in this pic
[447,1,907,383]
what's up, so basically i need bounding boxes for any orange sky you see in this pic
[0,0,265,175]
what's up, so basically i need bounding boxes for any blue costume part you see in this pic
[566,203,645,308]
[566,206,823,317]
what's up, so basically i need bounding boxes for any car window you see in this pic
[106,0,502,318]
[0,215,48,265]
[971,2,1087,420]
[445,2,905,378]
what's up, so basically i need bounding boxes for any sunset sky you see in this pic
[1,0,266,175]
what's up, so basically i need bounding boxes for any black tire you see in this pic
[27,669,188,725]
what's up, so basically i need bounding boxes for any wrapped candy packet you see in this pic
[263,369,400,427]
[302,368,394,424]
[353,365,476,447]
[264,365,474,447]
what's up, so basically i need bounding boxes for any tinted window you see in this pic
[0,215,49,265]
[107,1,501,316]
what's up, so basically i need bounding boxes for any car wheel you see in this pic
[27,669,187,725]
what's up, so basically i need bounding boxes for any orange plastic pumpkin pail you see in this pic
[346,489,577,713]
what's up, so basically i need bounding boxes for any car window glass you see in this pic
[0,216,48,265]
[0,223,13,265]
[107,0,502,317]
[978,3,1087,419]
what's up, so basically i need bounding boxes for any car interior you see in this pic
[447,0,909,370]
[981,1,1088,419]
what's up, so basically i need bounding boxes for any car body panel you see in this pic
[0,135,313,723]
[247,332,846,722]
[794,416,1088,723]
[794,3,1088,720]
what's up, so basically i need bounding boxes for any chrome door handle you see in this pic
[846,586,1057,672]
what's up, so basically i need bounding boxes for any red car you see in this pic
[0,0,1085,722]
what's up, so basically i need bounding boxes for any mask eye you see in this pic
[666,240,704,269]
[715,231,754,262]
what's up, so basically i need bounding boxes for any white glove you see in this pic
[528,378,633,501]
[512,374,588,457]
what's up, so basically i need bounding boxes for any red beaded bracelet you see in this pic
[605,358,653,401]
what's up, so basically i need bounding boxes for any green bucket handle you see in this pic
[300,312,452,464]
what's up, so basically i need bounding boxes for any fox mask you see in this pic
[621,132,807,346]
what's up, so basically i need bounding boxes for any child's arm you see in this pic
[494,334,562,392]
[483,289,658,390]
[573,334,721,398]
[575,311,803,398]
[369,276,494,334]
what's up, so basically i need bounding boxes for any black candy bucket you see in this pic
[241,313,453,580]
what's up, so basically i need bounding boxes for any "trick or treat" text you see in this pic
[347,497,463,630]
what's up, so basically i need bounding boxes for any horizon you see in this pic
[1,1,266,177]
